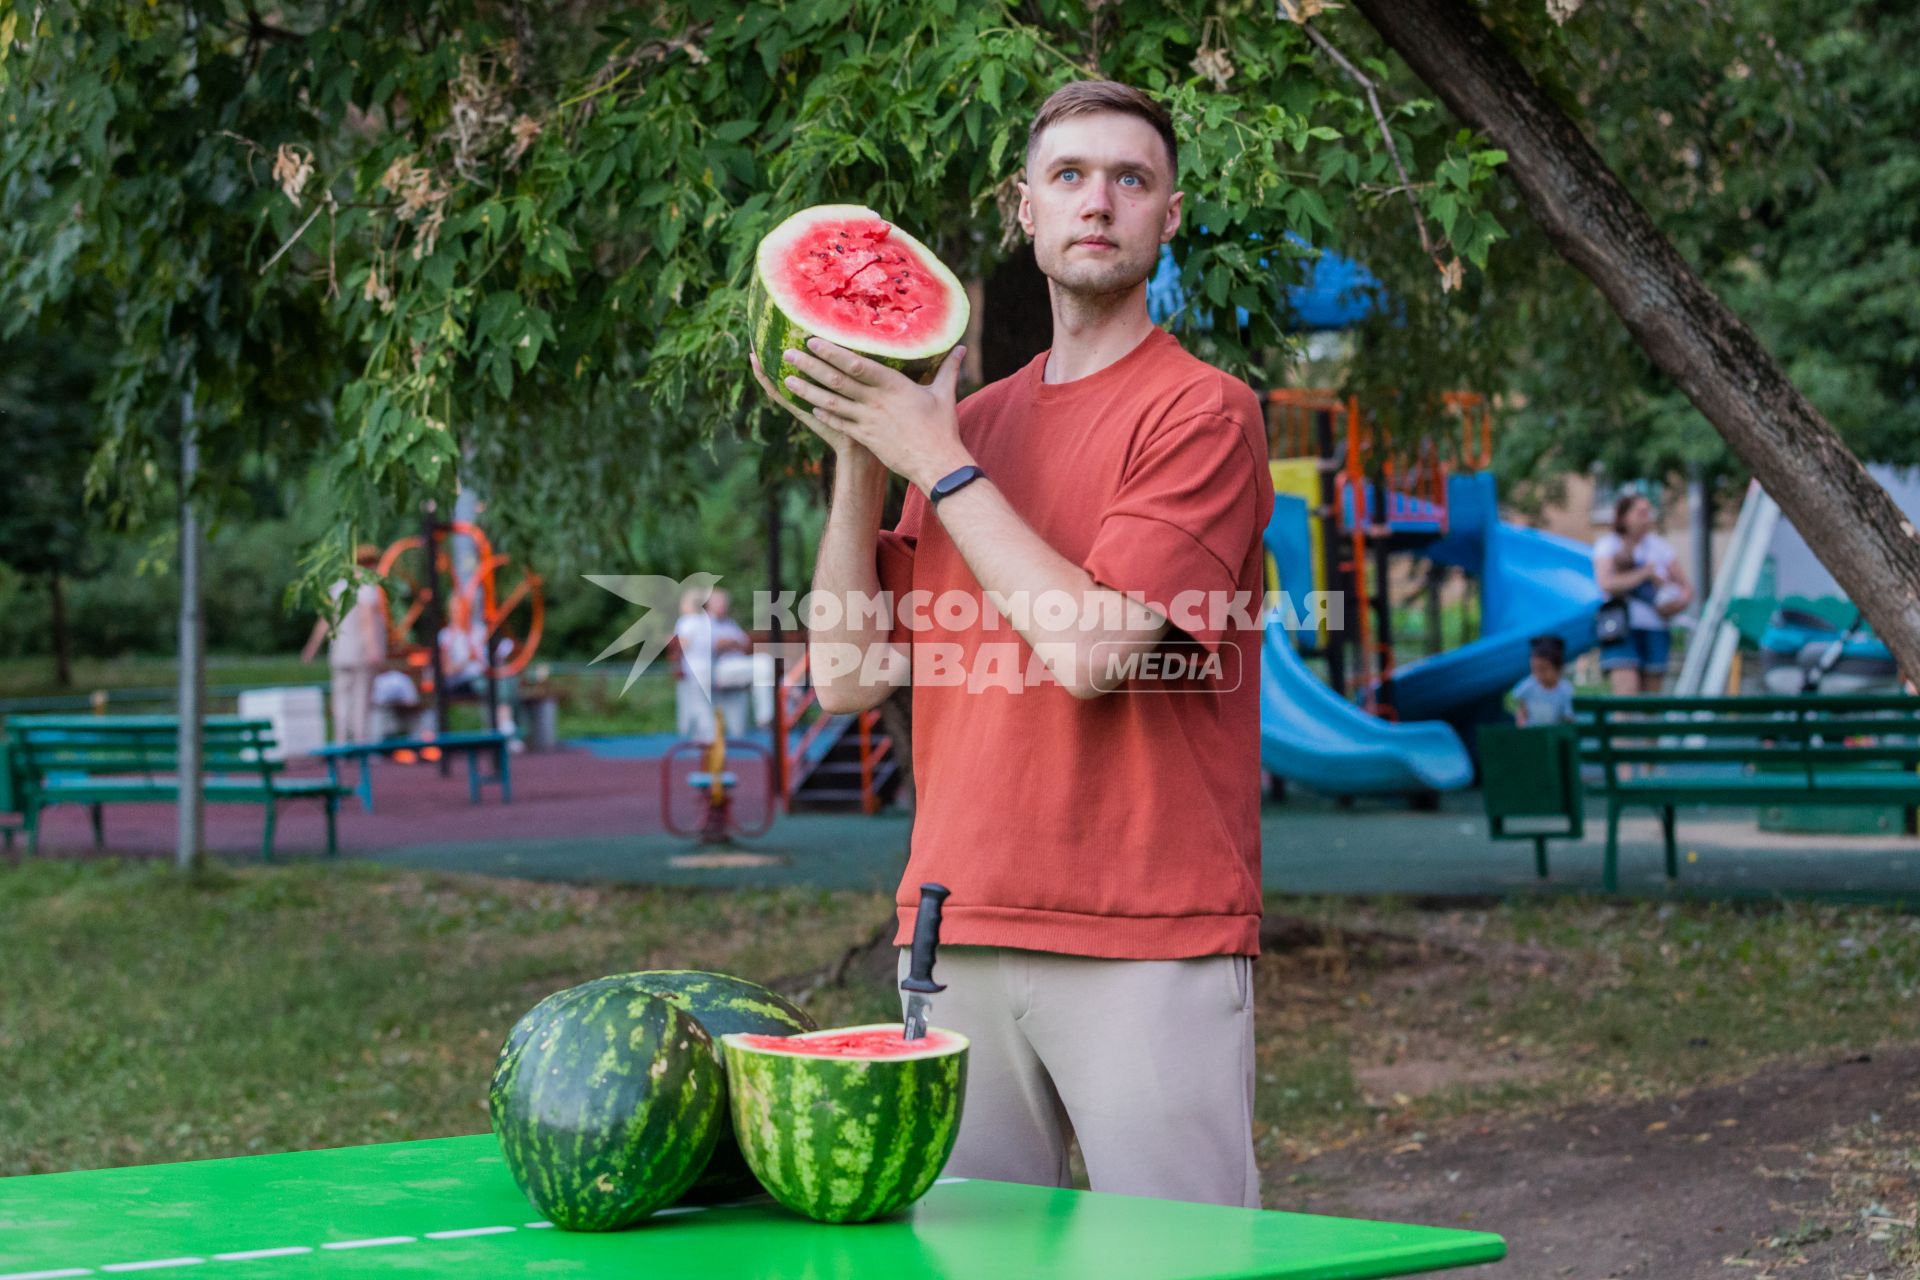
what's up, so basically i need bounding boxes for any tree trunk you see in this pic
[47,570,72,688]
[177,390,206,874]
[981,247,1053,383]
[1350,0,1920,680]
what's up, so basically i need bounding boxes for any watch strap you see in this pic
[928,464,986,507]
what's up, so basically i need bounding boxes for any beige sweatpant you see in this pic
[896,944,1260,1208]
[329,664,378,745]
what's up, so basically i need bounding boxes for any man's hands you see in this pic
[749,336,974,493]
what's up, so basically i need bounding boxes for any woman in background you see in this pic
[1592,493,1693,695]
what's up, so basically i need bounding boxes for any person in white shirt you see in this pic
[301,544,389,745]
[673,586,753,743]
[1591,493,1693,694]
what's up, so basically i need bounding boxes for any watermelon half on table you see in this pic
[721,1023,969,1224]
[749,204,971,405]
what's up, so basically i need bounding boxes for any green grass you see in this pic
[8,864,1920,1181]
[0,655,318,703]
[0,656,680,738]
[0,861,896,1176]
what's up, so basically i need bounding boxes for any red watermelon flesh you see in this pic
[777,217,955,345]
[750,204,970,397]
[733,1027,961,1058]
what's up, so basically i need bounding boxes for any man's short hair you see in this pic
[1529,634,1567,667]
[1025,80,1178,181]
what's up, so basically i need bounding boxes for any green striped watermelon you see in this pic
[750,204,970,408]
[721,1023,969,1224]
[497,971,817,1203]
[489,983,724,1231]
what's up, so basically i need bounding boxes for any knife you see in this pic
[899,882,950,1042]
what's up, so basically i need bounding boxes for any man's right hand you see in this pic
[750,347,857,455]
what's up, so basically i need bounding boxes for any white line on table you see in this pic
[210,1249,312,1262]
[934,1176,970,1185]
[522,1222,555,1229]
[0,1268,95,1280]
[100,1262,204,1274]
[422,1227,516,1240]
[652,1207,707,1217]
[318,1238,415,1251]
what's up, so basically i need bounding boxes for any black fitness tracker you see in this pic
[928,464,987,508]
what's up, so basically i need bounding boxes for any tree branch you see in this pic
[1349,0,1920,680]
[1286,7,1441,268]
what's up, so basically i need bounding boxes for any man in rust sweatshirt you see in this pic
[751,80,1273,1208]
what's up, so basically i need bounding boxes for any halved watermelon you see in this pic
[721,1023,969,1224]
[749,205,970,401]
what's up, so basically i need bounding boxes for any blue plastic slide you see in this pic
[1259,496,1475,794]
[1381,474,1604,724]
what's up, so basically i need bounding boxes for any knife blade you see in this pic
[900,882,950,1042]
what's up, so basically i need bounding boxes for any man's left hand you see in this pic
[778,337,974,492]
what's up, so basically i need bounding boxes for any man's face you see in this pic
[1018,111,1182,299]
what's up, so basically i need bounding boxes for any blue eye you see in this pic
[1058,168,1079,182]
[1120,173,1142,187]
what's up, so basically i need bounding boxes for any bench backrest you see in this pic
[7,716,281,786]
[1479,723,1583,821]
[1573,694,1920,775]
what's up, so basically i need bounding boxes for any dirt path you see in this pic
[1278,1046,1920,1278]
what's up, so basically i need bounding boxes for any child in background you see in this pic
[1511,635,1576,727]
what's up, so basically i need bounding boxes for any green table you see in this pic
[0,1135,1505,1279]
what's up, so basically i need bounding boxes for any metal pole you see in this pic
[767,474,787,808]
[1313,409,1346,696]
[1688,462,1713,605]
[421,503,451,775]
[176,390,205,873]
[1370,450,1395,715]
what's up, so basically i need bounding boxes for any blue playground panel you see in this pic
[1261,472,1602,795]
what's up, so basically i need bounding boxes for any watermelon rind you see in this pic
[489,985,725,1231]
[750,204,970,407]
[497,971,816,1204]
[721,1023,970,1224]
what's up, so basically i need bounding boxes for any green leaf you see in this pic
[981,62,1005,110]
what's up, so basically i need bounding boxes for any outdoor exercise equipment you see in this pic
[377,510,544,772]
[661,707,775,844]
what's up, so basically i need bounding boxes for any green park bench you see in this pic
[0,737,24,854]
[8,714,353,860]
[313,729,513,813]
[1480,694,1920,890]
[1477,722,1584,879]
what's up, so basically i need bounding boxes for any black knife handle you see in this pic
[900,883,950,994]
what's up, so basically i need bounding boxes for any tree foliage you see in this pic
[2,0,1512,586]
[1460,0,1920,500]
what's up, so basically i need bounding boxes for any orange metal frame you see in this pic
[771,650,891,814]
[1265,388,1494,715]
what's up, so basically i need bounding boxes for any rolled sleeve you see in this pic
[1083,410,1266,655]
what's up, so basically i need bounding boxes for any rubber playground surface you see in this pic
[18,739,1919,902]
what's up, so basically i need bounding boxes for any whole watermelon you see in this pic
[722,1023,969,1224]
[489,984,724,1231]
[500,971,816,1203]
